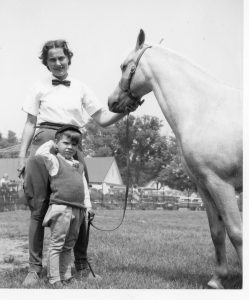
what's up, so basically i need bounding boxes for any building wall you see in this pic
[0,158,19,181]
[104,161,123,185]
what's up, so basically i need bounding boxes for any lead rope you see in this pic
[89,113,130,232]
[84,114,131,277]
[85,212,96,277]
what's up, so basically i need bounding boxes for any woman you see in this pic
[18,40,138,287]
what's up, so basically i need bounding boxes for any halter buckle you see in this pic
[138,99,145,106]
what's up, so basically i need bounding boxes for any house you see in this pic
[85,157,124,191]
[0,156,124,188]
[143,180,161,190]
[142,179,184,197]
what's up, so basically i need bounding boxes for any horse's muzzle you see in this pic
[108,96,125,113]
[109,102,127,114]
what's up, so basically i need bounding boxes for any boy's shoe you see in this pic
[49,281,64,289]
[22,271,40,287]
[62,277,78,286]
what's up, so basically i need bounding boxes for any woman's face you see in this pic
[46,48,69,80]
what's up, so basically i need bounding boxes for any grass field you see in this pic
[0,209,242,289]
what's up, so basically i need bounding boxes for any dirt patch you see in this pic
[0,238,29,272]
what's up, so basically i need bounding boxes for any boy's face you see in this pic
[56,135,78,160]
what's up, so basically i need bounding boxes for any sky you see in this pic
[0,0,243,139]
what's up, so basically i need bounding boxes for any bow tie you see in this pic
[52,79,71,87]
[72,162,79,169]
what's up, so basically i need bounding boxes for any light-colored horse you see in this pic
[108,29,242,289]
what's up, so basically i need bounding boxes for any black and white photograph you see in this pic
[0,0,245,299]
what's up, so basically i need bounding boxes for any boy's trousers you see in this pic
[43,204,85,284]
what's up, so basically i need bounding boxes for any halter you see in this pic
[119,45,152,106]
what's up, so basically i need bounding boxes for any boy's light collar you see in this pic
[57,153,74,161]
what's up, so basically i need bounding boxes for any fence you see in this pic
[0,183,27,212]
[0,186,242,212]
[0,186,181,212]
[88,188,243,212]
[90,188,182,210]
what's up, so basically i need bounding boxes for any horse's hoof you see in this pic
[207,278,224,289]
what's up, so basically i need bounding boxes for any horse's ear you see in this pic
[135,29,145,50]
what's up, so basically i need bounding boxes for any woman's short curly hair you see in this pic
[39,40,73,69]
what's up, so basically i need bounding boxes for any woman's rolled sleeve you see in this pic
[22,83,41,116]
[81,84,103,117]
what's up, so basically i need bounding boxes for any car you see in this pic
[176,196,205,210]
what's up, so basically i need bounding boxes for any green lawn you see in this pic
[0,209,242,289]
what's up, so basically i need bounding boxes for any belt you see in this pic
[36,122,72,130]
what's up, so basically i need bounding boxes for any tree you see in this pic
[0,130,19,158]
[7,130,18,145]
[0,139,8,149]
[82,119,119,157]
[114,115,165,185]
[156,137,196,192]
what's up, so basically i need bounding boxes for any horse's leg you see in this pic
[206,177,242,267]
[198,186,228,289]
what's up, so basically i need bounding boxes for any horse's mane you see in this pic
[150,43,239,91]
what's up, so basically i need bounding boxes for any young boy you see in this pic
[35,125,91,287]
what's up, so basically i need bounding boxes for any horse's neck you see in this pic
[145,46,223,140]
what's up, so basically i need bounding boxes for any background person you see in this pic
[18,39,138,287]
[131,184,140,210]
[0,173,10,188]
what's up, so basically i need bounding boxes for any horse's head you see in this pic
[108,29,152,114]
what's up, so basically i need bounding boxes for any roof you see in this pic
[0,156,121,183]
[143,179,184,196]
[0,144,21,154]
[85,156,115,183]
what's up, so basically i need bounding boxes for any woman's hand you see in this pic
[17,157,26,178]
[125,99,144,113]
[49,140,58,154]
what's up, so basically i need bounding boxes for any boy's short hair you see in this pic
[55,125,82,145]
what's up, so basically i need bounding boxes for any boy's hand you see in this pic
[86,208,95,221]
[49,140,58,154]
